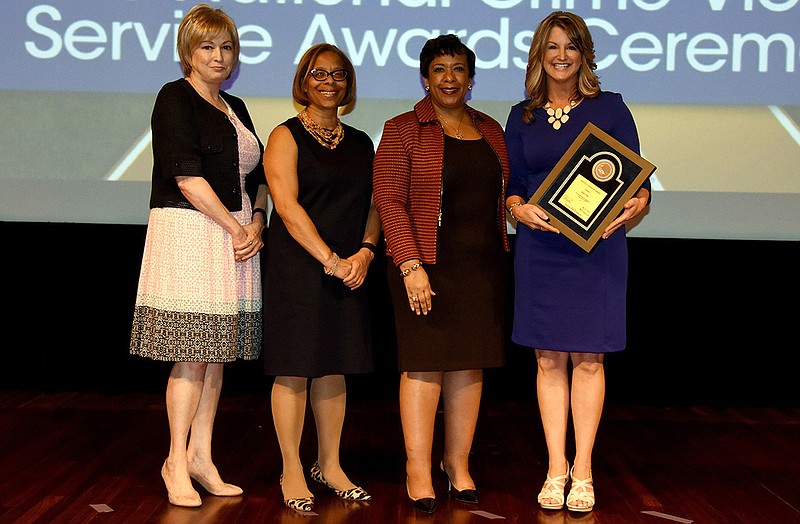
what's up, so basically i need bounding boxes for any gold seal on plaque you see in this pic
[592,158,615,182]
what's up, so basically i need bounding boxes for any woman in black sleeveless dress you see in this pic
[262,44,380,512]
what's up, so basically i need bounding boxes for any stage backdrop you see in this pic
[2,0,799,241]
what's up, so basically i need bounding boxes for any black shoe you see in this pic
[412,496,437,513]
[440,461,479,504]
[452,487,479,504]
[406,477,436,513]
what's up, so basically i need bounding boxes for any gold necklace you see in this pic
[438,112,465,139]
[544,99,578,130]
[298,109,344,149]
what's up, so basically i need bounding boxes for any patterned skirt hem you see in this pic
[129,349,260,363]
[130,306,262,362]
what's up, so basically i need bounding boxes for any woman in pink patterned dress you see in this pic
[129,4,268,508]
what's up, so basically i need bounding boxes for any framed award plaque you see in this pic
[528,122,656,253]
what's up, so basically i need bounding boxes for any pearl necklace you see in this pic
[438,112,465,139]
[298,109,344,149]
[545,99,578,130]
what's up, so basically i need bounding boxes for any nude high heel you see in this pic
[188,471,243,497]
[161,460,202,508]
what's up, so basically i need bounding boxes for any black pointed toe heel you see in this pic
[412,496,437,513]
[452,487,479,504]
[406,477,436,513]
[440,461,479,504]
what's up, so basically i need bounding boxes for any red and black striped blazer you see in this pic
[373,95,510,267]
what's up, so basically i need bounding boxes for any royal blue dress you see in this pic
[504,91,650,353]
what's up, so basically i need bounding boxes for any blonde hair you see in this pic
[177,4,240,78]
[522,11,600,124]
[292,44,357,108]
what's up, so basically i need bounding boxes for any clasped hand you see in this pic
[341,251,372,290]
[233,222,264,262]
[327,250,372,290]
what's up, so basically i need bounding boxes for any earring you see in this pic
[425,85,430,92]
[468,84,472,90]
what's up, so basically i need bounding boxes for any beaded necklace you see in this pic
[298,109,344,149]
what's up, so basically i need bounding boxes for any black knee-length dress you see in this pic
[388,136,506,372]
[263,117,375,377]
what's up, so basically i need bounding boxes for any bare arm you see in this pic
[176,176,258,261]
[263,125,350,277]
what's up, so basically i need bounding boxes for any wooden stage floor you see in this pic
[1,389,798,524]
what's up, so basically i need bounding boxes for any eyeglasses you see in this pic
[308,68,348,82]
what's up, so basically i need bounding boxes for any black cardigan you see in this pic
[148,78,264,211]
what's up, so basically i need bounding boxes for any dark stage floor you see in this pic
[1,389,799,524]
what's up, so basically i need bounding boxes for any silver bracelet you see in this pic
[323,252,340,276]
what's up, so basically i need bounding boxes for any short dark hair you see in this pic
[419,34,476,79]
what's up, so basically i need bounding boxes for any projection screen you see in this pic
[1,0,798,241]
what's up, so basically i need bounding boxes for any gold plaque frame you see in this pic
[528,122,656,253]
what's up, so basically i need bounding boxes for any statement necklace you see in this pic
[545,99,578,130]
[438,112,465,139]
[298,109,344,149]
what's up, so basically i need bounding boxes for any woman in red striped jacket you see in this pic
[373,34,510,514]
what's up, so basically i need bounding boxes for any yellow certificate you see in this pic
[557,174,608,222]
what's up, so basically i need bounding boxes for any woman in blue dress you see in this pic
[504,11,651,513]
